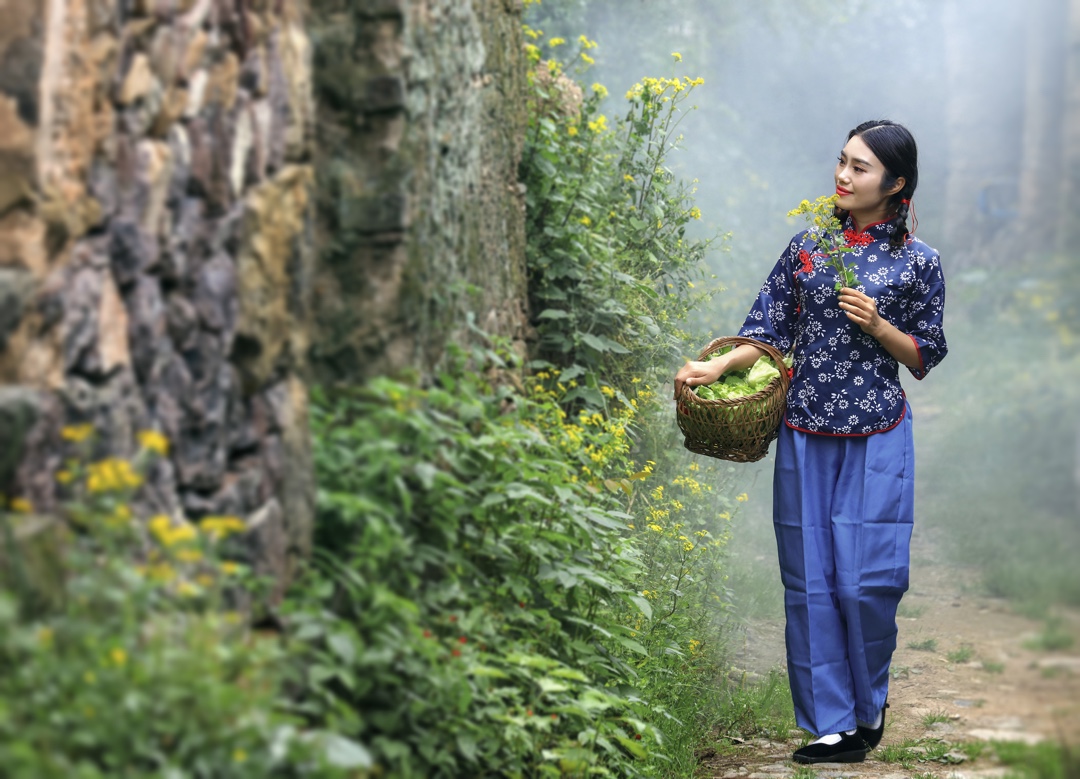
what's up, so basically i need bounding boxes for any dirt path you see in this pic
[701,529,1080,778]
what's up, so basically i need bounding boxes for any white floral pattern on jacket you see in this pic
[738,216,947,436]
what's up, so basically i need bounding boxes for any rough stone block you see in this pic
[0,386,42,488]
[364,74,405,112]
[0,266,35,351]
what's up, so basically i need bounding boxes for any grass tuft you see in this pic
[946,644,976,663]
[921,709,951,728]
[907,637,938,652]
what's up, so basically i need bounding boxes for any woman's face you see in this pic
[834,135,903,220]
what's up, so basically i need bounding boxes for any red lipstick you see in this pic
[836,186,852,196]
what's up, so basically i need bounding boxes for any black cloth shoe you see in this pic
[857,700,889,750]
[792,732,869,764]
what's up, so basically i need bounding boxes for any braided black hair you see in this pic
[832,120,919,251]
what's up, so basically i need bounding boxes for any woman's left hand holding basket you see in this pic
[673,343,766,400]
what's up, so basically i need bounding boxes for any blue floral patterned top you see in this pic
[738,216,947,436]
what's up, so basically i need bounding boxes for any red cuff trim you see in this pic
[784,403,907,437]
[907,334,927,380]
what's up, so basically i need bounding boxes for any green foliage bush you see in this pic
[286,338,743,776]
[0,436,356,779]
[520,28,719,402]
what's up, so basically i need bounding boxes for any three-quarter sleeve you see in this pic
[901,248,948,380]
[737,239,800,353]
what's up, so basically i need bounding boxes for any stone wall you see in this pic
[0,0,532,592]
[308,0,530,382]
[0,0,318,596]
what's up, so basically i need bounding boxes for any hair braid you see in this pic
[889,197,911,251]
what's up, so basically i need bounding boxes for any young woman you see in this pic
[674,120,947,764]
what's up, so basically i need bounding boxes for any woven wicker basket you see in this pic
[675,336,791,463]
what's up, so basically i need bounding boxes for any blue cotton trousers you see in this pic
[772,405,915,737]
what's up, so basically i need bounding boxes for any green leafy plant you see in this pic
[0,429,350,778]
[521,36,718,404]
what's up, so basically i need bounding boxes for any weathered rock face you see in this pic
[0,0,317,593]
[308,0,530,381]
[0,0,532,592]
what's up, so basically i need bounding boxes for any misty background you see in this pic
[529,0,1080,617]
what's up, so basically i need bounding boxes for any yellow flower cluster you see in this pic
[61,424,94,443]
[587,114,608,133]
[787,194,841,230]
[137,429,169,456]
[625,75,705,101]
[87,458,143,493]
[200,515,247,541]
[149,515,197,547]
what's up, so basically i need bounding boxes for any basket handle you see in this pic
[677,336,791,406]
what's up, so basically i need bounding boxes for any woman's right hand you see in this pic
[673,358,727,400]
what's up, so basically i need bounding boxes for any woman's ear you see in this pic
[886,177,907,196]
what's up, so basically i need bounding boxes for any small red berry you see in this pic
[526,709,533,717]
[635,733,642,740]
[451,648,461,657]
[423,630,432,638]
[551,714,557,720]
[459,636,467,644]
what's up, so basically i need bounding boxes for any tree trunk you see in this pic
[1015,0,1069,257]
[1061,0,1080,249]
[942,0,1027,269]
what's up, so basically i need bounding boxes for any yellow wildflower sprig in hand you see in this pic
[787,195,859,292]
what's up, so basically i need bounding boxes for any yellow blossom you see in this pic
[86,458,143,493]
[56,470,74,484]
[592,82,608,98]
[61,424,94,443]
[233,749,248,764]
[548,37,566,47]
[9,497,32,514]
[581,52,595,65]
[672,52,683,62]
[579,215,592,226]
[105,504,133,528]
[689,207,702,220]
[736,492,749,502]
[567,125,579,137]
[176,547,204,563]
[137,429,170,455]
[578,35,598,50]
[109,647,127,667]
[200,515,247,541]
[176,581,199,598]
[587,114,608,133]
[146,562,177,583]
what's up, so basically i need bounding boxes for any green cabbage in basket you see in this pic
[694,353,785,401]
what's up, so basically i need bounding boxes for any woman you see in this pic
[674,120,947,765]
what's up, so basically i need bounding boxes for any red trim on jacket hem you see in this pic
[784,402,907,438]
[906,334,926,380]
